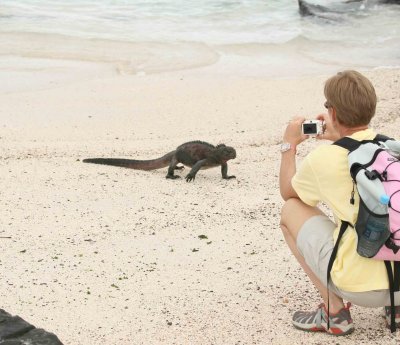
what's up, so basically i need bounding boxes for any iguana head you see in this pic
[216,144,236,161]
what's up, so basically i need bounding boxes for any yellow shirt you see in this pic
[292,128,389,292]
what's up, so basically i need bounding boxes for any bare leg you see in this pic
[280,198,345,313]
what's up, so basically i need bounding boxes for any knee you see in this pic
[280,197,301,228]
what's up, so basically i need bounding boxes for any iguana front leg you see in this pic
[221,162,235,180]
[186,159,207,182]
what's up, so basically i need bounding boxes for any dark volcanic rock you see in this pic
[298,0,400,17]
[0,315,34,340]
[298,0,328,16]
[0,309,63,345]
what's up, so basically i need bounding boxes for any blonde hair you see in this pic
[324,70,377,127]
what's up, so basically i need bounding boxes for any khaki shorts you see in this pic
[297,214,400,308]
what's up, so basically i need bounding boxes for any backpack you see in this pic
[327,134,400,333]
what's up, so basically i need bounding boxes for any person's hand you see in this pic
[315,113,340,142]
[283,116,308,148]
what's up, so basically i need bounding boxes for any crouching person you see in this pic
[279,70,400,335]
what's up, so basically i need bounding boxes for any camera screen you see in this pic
[303,123,317,134]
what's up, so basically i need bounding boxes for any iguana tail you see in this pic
[83,151,175,171]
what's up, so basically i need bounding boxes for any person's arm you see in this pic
[279,147,298,200]
[279,117,307,201]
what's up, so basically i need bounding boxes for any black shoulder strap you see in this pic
[333,137,361,152]
[333,134,393,153]
[374,134,392,142]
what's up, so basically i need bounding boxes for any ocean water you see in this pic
[0,0,399,78]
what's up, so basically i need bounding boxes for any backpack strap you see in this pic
[395,261,400,291]
[374,134,392,143]
[333,137,361,152]
[326,220,350,331]
[385,261,397,333]
[333,134,393,153]
[383,261,400,333]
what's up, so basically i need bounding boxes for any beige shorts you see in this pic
[297,214,400,308]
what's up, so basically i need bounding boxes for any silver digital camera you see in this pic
[301,120,324,136]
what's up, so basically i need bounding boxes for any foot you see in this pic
[292,303,354,336]
[185,173,196,182]
[166,174,181,179]
[384,306,400,330]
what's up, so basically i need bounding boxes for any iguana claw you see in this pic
[186,174,195,182]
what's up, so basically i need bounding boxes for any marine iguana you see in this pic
[83,141,236,182]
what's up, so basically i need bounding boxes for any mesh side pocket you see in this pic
[355,199,390,258]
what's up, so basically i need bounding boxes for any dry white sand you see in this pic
[1,62,400,344]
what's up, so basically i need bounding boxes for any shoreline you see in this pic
[2,30,400,96]
[1,58,400,344]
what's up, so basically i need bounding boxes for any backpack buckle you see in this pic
[386,238,400,254]
[365,169,382,181]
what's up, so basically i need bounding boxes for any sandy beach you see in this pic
[1,56,400,345]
